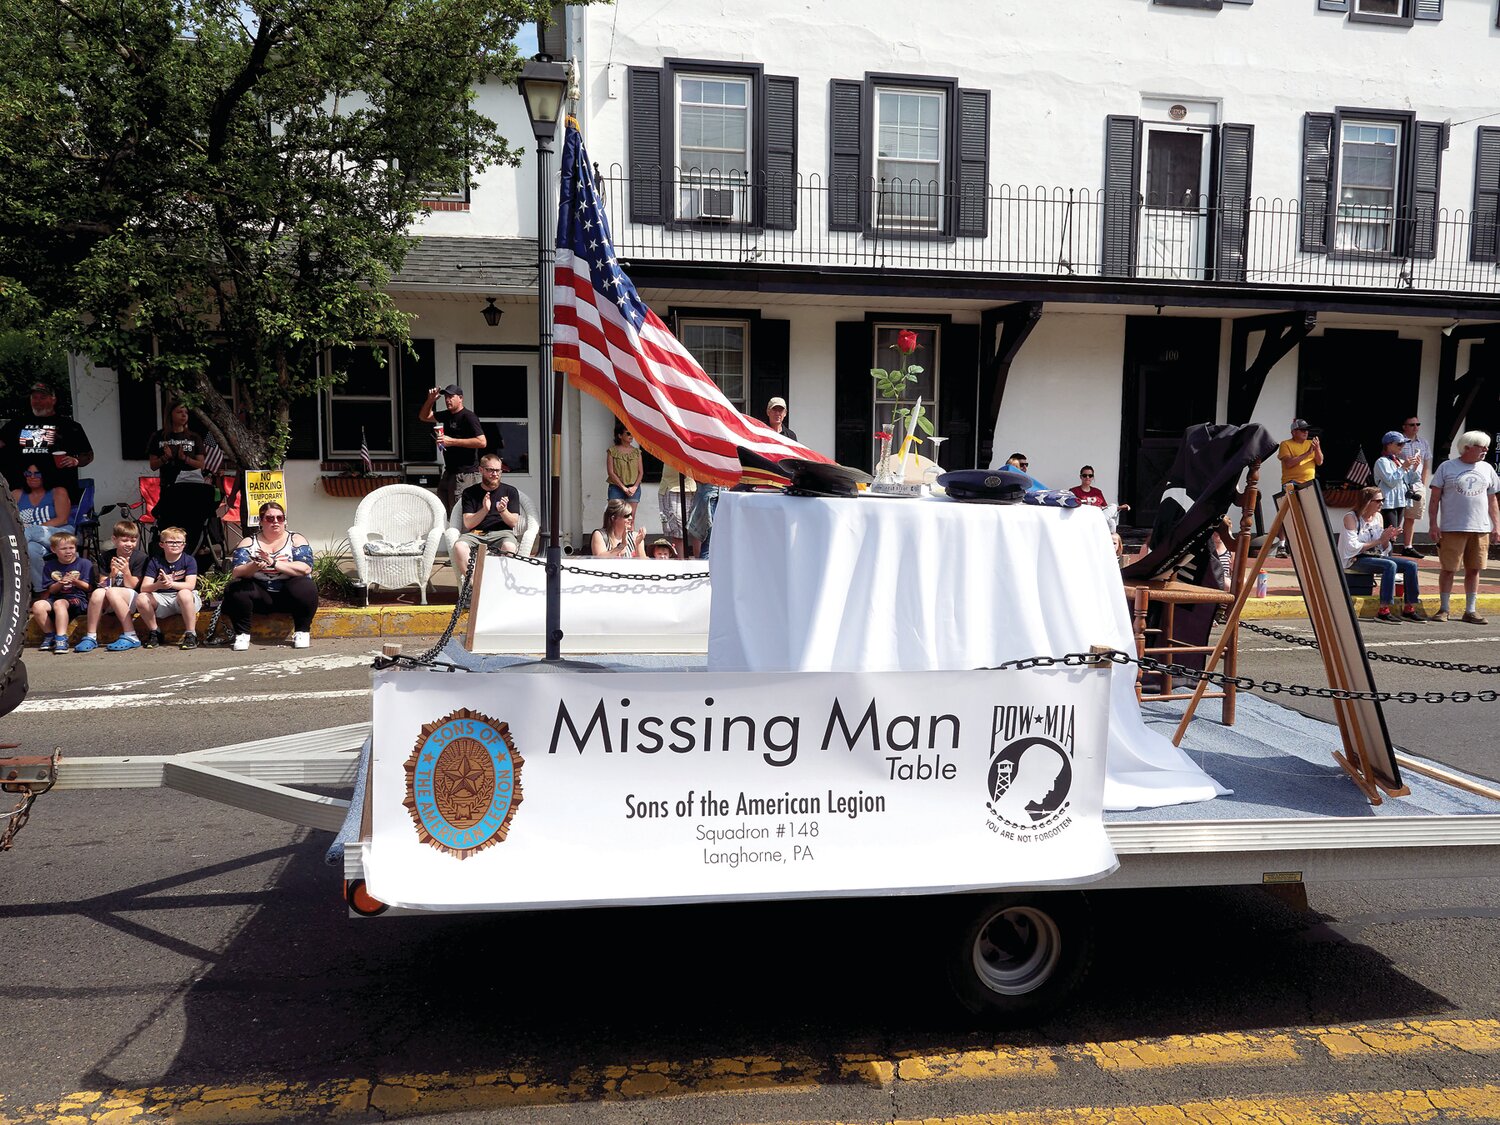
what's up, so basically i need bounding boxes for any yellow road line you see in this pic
[6,1019,1500,1122]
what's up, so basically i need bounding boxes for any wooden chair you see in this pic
[1123,464,1260,725]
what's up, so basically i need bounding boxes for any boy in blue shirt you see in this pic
[128,525,202,650]
[74,518,149,653]
[30,531,95,653]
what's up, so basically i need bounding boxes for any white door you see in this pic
[457,350,541,507]
[1138,124,1212,280]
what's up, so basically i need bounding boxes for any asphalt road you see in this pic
[2,626,1499,1124]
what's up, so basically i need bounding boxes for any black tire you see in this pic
[0,474,29,720]
[947,891,1094,1023]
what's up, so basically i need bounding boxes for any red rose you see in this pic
[896,330,918,355]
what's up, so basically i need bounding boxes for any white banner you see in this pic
[365,664,1117,911]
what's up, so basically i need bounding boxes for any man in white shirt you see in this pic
[1427,430,1500,623]
[1397,415,1432,558]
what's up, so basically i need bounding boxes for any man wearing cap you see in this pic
[1397,415,1432,558]
[1274,419,1322,557]
[418,383,487,511]
[764,396,796,442]
[0,382,94,499]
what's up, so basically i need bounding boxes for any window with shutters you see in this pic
[1335,120,1402,252]
[676,75,752,223]
[874,87,946,231]
[324,343,397,457]
[1320,0,1443,23]
[679,320,749,411]
[871,323,939,433]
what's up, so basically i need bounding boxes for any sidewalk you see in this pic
[1242,548,1500,620]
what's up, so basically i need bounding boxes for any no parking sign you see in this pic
[244,470,286,527]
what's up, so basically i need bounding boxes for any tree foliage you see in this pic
[0,0,561,465]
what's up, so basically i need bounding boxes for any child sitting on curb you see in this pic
[135,526,202,650]
[31,531,95,653]
[74,519,149,653]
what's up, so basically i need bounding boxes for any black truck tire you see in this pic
[0,475,30,720]
[947,891,1094,1023]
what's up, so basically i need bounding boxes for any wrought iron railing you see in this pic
[599,166,1500,297]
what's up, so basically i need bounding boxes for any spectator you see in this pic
[147,402,216,554]
[13,459,73,593]
[1427,430,1500,624]
[647,536,678,560]
[0,381,93,499]
[590,498,646,559]
[1068,465,1129,558]
[658,464,697,558]
[418,384,486,511]
[224,501,318,650]
[1007,452,1029,472]
[605,420,644,517]
[765,397,797,442]
[1397,415,1432,558]
[74,519,149,653]
[688,483,721,559]
[1274,419,1322,557]
[452,452,521,576]
[1339,486,1424,624]
[1374,430,1418,532]
[30,531,94,653]
[133,526,202,650]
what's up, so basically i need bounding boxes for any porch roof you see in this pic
[391,236,539,295]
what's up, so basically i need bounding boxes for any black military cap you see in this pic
[937,467,1035,503]
[779,458,870,498]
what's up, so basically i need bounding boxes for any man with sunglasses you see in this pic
[1396,416,1432,558]
[1069,465,1127,558]
[452,453,521,577]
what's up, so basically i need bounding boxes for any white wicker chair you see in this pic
[348,484,447,605]
[442,489,540,561]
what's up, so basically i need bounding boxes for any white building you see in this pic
[72,0,1500,545]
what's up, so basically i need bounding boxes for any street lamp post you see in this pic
[518,56,570,661]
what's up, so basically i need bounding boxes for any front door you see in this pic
[457,349,540,506]
[1138,124,1212,281]
[1120,316,1222,529]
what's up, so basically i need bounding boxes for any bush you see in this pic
[312,539,358,601]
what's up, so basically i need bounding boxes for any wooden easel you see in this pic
[1170,482,1408,804]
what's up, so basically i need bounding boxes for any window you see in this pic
[677,75,751,222]
[468,362,530,475]
[875,87,946,230]
[871,324,938,432]
[679,320,749,410]
[1320,0,1443,23]
[1335,121,1401,252]
[325,343,397,456]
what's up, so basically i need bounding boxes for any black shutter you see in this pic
[1153,0,1223,7]
[828,79,865,232]
[939,323,979,470]
[1406,120,1443,260]
[285,348,320,460]
[762,75,798,231]
[955,88,990,238]
[1471,127,1500,262]
[1414,0,1442,19]
[1300,112,1336,252]
[749,318,790,426]
[834,321,871,469]
[1101,115,1141,278]
[627,67,667,224]
[117,374,158,461]
[400,338,437,461]
[1318,0,1349,10]
[1215,122,1254,282]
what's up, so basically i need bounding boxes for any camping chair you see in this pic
[73,479,100,562]
[442,489,541,565]
[348,484,447,604]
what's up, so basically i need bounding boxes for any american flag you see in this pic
[1346,448,1371,486]
[359,428,372,475]
[552,119,831,487]
[201,434,225,476]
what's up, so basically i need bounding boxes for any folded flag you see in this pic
[1022,488,1082,508]
[553,118,833,487]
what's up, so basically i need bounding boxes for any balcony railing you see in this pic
[599,166,1500,297]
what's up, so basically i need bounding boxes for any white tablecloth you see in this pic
[707,491,1226,811]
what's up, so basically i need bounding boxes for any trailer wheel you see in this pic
[0,475,29,721]
[948,892,1093,1022]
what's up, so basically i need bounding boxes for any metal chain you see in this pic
[0,751,59,852]
[505,552,710,583]
[1239,619,1500,675]
[374,550,481,672]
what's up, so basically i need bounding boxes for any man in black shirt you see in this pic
[452,452,522,575]
[418,382,487,511]
[0,381,94,497]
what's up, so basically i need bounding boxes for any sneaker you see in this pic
[1274,545,1290,559]
[180,631,198,650]
[293,631,311,649]
[232,634,251,652]
[1401,606,1427,622]
[142,629,165,649]
[105,635,142,651]
[1431,609,1450,622]
[37,633,55,652]
[53,637,70,653]
[1398,547,1426,559]
[74,635,99,652]
[1373,609,1400,624]
[1462,612,1489,625]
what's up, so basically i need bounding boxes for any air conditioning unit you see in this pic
[698,187,738,221]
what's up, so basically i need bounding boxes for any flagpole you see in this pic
[536,117,562,660]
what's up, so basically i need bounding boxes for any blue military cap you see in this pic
[937,467,1035,503]
[780,458,870,498]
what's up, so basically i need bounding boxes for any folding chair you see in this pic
[73,478,100,562]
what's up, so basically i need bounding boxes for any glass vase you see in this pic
[873,424,898,486]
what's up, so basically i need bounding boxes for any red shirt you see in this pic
[1069,485,1108,508]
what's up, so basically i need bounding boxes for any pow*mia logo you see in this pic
[986,735,1072,834]
[404,708,523,860]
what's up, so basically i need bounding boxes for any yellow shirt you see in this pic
[659,464,697,496]
[1278,438,1316,487]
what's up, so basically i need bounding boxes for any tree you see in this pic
[0,0,564,466]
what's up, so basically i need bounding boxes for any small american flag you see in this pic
[201,435,225,476]
[552,119,831,487]
[1346,448,1371,486]
[359,428,372,475]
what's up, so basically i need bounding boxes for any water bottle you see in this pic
[1255,572,1268,599]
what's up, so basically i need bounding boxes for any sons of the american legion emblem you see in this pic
[404,708,523,859]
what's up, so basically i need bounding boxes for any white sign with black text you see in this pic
[365,664,1117,910]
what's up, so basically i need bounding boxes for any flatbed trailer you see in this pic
[31,649,1500,1021]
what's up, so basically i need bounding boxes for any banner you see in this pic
[365,665,1117,911]
[243,469,286,527]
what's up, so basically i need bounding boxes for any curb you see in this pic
[1241,594,1500,621]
